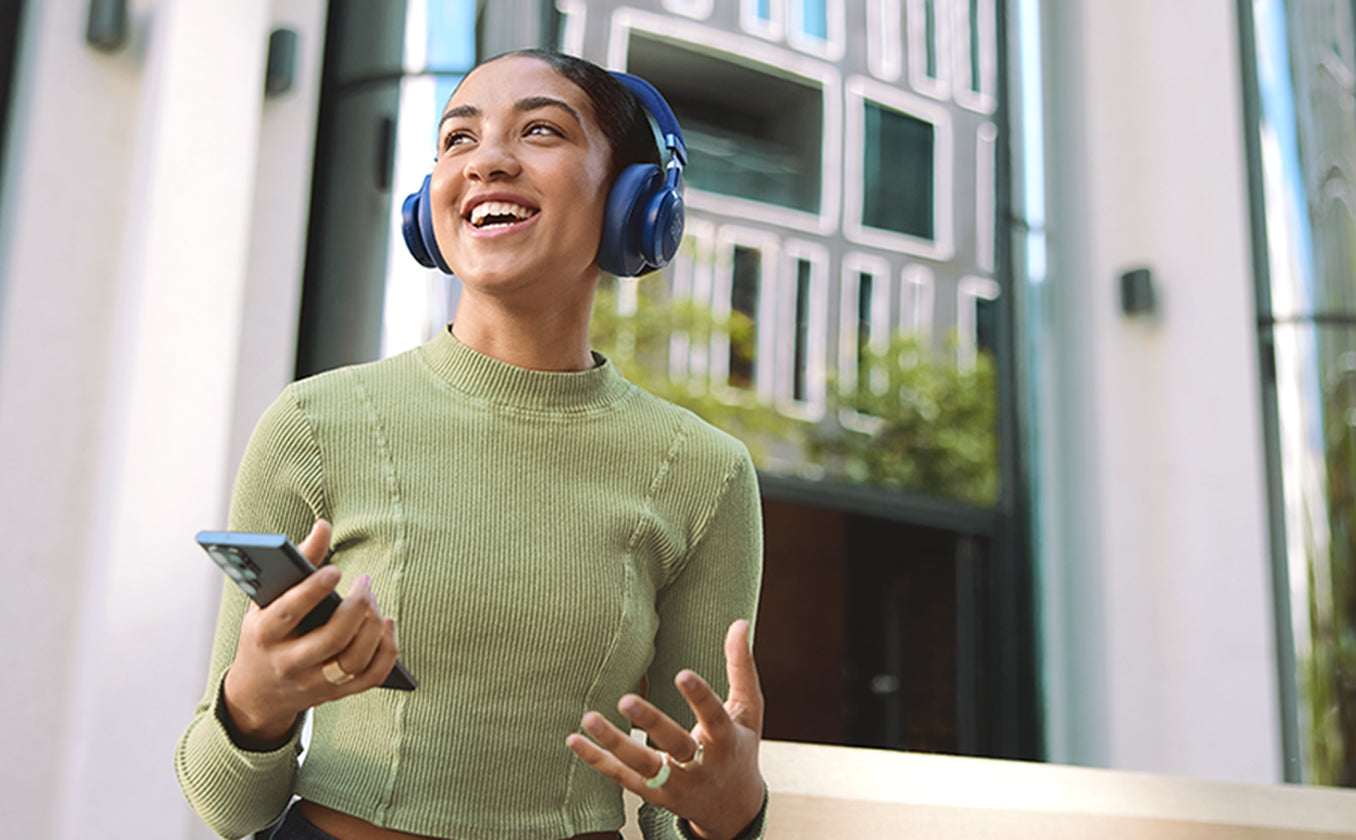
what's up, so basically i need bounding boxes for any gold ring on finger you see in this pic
[643,752,672,789]
[675,742,704,771]
[322,659,355,686]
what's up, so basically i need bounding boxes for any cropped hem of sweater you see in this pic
[175,326,763,839]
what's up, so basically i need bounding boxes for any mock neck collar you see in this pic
[418,326,630,413]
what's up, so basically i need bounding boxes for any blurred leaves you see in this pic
[592,281,1000,508]
[1305,354,1356,786]
[590,278,798,462]
[810,332,999,506]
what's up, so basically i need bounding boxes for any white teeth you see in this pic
[469,201,536,228]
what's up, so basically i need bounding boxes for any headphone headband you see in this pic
[610,72,688,168]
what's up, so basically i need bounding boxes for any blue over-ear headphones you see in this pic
[400,70,687,278]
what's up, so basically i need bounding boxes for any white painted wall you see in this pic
[1038,0,1283,783]
[0,1,328,837]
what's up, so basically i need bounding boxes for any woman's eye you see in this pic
[525,122,559,138]
[441,131,471,151]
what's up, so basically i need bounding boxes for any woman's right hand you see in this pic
[221,519,400,744]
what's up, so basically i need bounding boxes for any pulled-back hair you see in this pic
[479,49,663,180]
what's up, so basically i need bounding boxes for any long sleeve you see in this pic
[174,389,329,839]
[639,448,767,840]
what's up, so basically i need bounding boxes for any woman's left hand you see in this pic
[566,619,765,840]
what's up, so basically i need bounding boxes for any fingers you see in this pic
[567,715,672,796]
[296,519,332,567]
[674,667,737,745]
[723,619,764,734]
[331,617,400,696]
[254,563,343,644]
[618,694,700,762]
[289,574,384,665]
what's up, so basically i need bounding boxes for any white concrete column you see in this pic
[1040,0,1282,783]
[1,0,330,834]
[46,1,271,838]
[0,1,158,837]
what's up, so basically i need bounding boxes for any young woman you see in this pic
[175,50,767,840]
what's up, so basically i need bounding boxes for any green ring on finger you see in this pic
[644,752,672,788]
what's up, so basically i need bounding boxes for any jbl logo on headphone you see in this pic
[400,71,687,279]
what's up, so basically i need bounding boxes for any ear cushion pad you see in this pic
[644,187,685,269]
[598,163,664,277]
[401,177,435,268]
[400,174,453,274]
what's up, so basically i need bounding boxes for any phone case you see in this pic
[196,530,417,691]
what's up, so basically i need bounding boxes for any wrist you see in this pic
[220,670,297,749]
[683,784,767,840]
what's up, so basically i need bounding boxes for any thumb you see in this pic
[296,519,332,567]
[724,619,764,734]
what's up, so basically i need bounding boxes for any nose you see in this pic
[462,131,520,182]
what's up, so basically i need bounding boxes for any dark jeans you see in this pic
[266,804,340,840]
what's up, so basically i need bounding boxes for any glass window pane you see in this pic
[969,0,983,93]
[924,0,939,77]
[1244,0,1356,786]
[862,102,936,240]
[730,245,762,389]
[626,31,824,215]
[793,259,814,401]
[800,0,829,39]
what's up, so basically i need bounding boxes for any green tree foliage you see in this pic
[589,278,798,461]
[1305,356,1356,785]
[591,280,999,507]
[811,332,999,506]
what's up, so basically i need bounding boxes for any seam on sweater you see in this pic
[343,368,410,818]
[678,446,746,580]
[285,388,332,523]
[562,420,689,826]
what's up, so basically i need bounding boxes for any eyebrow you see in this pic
[439,96,584,131]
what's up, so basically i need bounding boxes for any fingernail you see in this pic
[583,715,606,736]
[317,565,341,584]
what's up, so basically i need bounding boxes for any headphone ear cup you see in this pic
[641,188,684,270]
[401,174,452,273]
[401,176,436,268]
[599,163,663,277]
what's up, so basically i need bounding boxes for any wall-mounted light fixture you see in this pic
[1119,266,1158,317]
[86,0,128,53]
[264,28,299,97]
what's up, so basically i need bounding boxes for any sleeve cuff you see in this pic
[211,672,305,754]
[676,786,769,840]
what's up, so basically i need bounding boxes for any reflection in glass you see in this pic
[862,102,936,240]
[590,0,1001,508]
[1269,323,1356,786]
[626,31,825,215]
[1246,0,1356,786]
[729,245,762,390]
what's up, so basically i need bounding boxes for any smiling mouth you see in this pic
[468,201,540,230]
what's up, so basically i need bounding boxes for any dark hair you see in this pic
[470,49,662,180]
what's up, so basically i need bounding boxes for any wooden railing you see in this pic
[624,740,1356,838]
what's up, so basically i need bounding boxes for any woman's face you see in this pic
[429,55,613,299]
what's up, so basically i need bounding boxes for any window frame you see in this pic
[844,75,956,260]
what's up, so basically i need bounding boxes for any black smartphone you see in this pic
[195,530,417,691]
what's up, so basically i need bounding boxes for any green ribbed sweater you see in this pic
[174,327,764,840]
